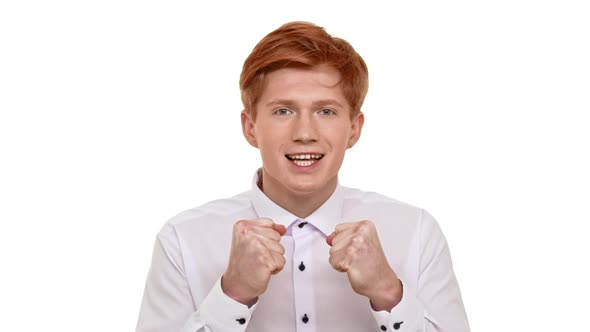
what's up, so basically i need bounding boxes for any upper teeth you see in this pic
[288,154,323,160]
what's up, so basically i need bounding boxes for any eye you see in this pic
[319,108,336,116]
[274,108,293,116]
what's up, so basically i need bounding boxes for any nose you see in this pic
[292,112,318,144]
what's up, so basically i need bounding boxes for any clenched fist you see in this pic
[326,220,403,311]
[221,218,287,307]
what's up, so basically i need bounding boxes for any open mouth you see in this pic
[285,153,324,167]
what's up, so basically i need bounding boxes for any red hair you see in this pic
[239,21,368,120]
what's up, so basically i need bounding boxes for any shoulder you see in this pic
[340,186,441,231]
[157,190,253,240]
[170,191,252,225]
[342,186,417,207]
[342,186,423,216]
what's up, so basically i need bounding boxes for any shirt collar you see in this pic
[250,169,344,237]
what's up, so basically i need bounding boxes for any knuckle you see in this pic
[257,254,268,265]
[368,221,377,231]
[235,219,247,228]
[258,217,273,226]
[337,261,348,272]
[358,221,369,230]
[254,239,265,251]
[361,220,373,228]
[351,235,364,244]
[234,220,249,234]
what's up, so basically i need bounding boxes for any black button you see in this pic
[299,261,306,271]
[380,325,388,331]
[298,222,308,228]
[302,313,309,323]
[393,321,403,330]
[236,318,246,325]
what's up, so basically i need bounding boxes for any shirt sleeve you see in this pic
[182,278,258,332]
[370,209,470,331]
[136,230,257,332]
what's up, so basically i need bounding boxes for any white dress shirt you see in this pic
[136,170,470,332]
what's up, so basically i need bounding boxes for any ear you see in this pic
[241,111,259,148]
[347,112,364,149]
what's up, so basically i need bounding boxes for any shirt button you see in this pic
[302,313,309,324]
[380,325,388,331]
[298,222,308,228]
[299,261,306,271]
[393,321,403,330]
[236,318,246,325]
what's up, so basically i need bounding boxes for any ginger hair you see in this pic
[239,21,368,120]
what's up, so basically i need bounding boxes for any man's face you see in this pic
[242,64,364,198]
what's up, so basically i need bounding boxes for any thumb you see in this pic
[326,232,336,246]
[272,223,287,236]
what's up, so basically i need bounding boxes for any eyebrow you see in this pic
[265,99,345,108]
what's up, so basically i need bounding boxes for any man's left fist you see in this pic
[327,220,403,311]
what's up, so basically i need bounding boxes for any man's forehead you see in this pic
[257,66,347,106]
[263,64,342,84]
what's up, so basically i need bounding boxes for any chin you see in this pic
[289,184,321,195]
[286,177,331,195]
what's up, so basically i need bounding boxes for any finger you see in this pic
[327,222,358,245]
[272,223,287,236]
[233,218,273,236]
[251,218,275,227]
[329,227,356,250]
[328,250,351,273]
[256,235,286,255]
[251,225,283,241]
[326,232,336,246]
[269,251,286,275]
[251,218,286,236]
[258,253,277,275]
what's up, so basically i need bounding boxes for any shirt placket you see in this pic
[291,218,316,332]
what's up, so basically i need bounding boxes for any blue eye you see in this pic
[274,108,292,115]
[320,108,335,115]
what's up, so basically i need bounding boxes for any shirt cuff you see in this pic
[371,280,424,331]
[193,277,258,331]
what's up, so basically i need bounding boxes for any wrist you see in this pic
[368,277,403,312]
[221,274,258,307]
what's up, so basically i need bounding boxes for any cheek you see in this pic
[327,129,352,152]
[254,124,283,148]
[257,134,285,158]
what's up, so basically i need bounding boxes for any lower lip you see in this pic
[287,157,322,172]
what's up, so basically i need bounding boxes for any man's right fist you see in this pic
[221,218,287,306]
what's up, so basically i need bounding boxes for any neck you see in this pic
[259,170,337,218]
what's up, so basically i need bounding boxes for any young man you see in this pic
[137,22,469,332]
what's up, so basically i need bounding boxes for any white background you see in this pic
[1,1,589,331]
